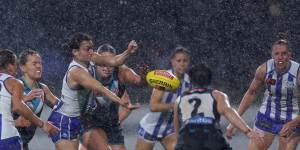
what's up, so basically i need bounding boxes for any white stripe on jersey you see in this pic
[139,70,190,137]
[58,60,95,117]
[259,59,300,121]
[0,73,20,140]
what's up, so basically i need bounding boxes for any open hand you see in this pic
[280,120,299,138]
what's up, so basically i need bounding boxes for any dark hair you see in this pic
[19,49,40,66]
[188,63,212,87]
[97,44,116,54]
[271,39,291,52]
[63,33,92,57]
[0,49,17,69]
[170,46,190,60]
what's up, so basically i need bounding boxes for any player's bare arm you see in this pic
[70,67,127,107]
[173,99,180,137]
[91,40,138,66]
[119,65,143,85]
[149,88,173,112]
[8,78,59,136]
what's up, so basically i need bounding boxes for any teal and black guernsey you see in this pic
[81,67,125,129]
[13,77,45,145]
[77,64,98,116]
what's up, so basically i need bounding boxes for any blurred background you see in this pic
[1,0,299,103]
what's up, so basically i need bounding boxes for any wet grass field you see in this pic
[29,105,293,150]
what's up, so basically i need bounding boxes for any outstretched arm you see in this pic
[237,64,265,116]
[214,90,251,134]
[70,67,127,107]
[91,40,138,67]
[8,79,58,136]
[119,65,147,86]
[226,64,265,138]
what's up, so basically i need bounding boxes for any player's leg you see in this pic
[283,134,300,150]
[109,124,126,150]
[248,128,275,150]
[135,127,155,150]
[83,128,110,150]
[161,133,176,150]
[48,111,81,150]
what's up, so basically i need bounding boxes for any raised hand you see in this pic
[127,40,138,54]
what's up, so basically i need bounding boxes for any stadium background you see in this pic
[1,0,299,103]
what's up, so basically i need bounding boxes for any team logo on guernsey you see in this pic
[266,78,276,85]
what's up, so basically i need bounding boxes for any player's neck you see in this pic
[73,59,89,68]
[22,75,37,88]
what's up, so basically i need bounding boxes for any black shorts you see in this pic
[81,107,124,145]
[175,124,232,150]
[17,125,37,145]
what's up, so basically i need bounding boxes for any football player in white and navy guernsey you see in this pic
[136,47,190,150]
[226,39,300,150]
[0,49,59,150]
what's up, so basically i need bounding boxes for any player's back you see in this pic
[178,88,220,128]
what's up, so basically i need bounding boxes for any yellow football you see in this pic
[146,70,180,91]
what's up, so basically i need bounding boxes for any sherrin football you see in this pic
[146,70,180,91]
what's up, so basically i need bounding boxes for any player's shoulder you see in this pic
[212,89,228,101]
[254,62,267,78]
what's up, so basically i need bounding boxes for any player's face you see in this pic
[97,52,115,78]
[21,54,42,80]
[271,44,291,71]
[171,53,190,76]
[74,40,93,62]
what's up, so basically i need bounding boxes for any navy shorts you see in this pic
[255,112,300,135]
[48,111,81,143]
[0,136,22,150]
